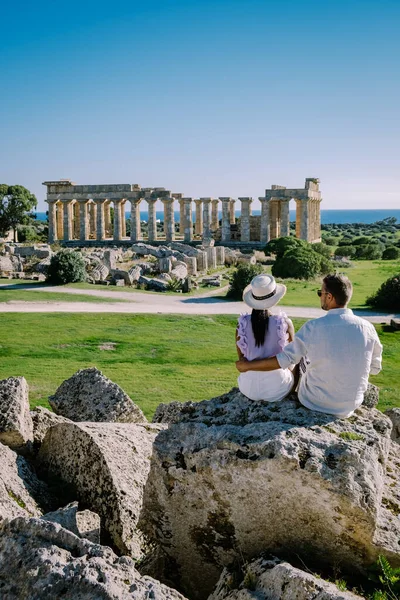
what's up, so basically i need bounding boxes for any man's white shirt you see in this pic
[276,308,383,418]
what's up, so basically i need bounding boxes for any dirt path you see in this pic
[0,283,397,322]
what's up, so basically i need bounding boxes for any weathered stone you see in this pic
[170,262,188,281]
[114,278,125,286]
[145,389,400,599]
[139,276,169,292]
[49,367,146,423]
[111,269,131,285]
[183,256,197,275]
[0,376,33,450]
[0,517,188,599]
[132,243,165,259]
[215,246,225,265]
[129,265,142,282]
[42,502,101,544]
[14,245,52,259]
[38,421,164,557]
[31,406,72,451]
[0,443,45,522]
[385,408,400,443]
[35,257,51,274]
[209,556,364,600]
[103,249,118,270]
[363,383,380,408]
[236,252,256,265]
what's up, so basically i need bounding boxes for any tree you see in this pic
[46,250,87,285]
[382,246,400,260]
[367,274,400,311]
[0,185,37,241]
[264,237,307,259]
[311,242,332,259]
[227,263,264,299]
[272,247,327,280]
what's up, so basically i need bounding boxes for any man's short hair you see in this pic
[323,273,353,306]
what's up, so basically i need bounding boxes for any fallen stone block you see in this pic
[41,501,101,544]
[38,421,164,558]
[30,406,72,452]
[49,367,146,423]
[209,556,364,600]
[384,408,400,443]
[143,389,400,599]
[0,517,188,599]
[0,376,33,450]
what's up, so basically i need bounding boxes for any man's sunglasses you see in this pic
[317,290,329,297]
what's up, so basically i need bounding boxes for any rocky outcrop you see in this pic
[31,406,71,451]
[0,517,188,600]
[41,502,101,544]
[209,556,363,600]
[0,443,47,522]
[49,367,146,423]
[142,389,400,599]
[38,421,164,558]
[0,376,33,450]
[385,408,400,443]
[363,383,379,408]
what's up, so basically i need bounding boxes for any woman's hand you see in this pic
[236,358,249,372]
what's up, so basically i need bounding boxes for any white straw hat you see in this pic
[242,274,286,310]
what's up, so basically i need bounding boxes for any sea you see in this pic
[33,209,400,225]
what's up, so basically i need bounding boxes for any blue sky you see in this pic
[1,0,399,211]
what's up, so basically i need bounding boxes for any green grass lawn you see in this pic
[0,286,128,303]
[0,313,397,419]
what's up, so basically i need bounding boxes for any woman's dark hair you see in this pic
[251,309,270,347]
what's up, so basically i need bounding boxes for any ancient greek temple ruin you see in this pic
[43,178,322,245]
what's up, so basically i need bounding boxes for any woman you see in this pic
[236,274,295,402]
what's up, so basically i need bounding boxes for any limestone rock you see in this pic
[0,376,33,449]
[38,421,164,557]
[209,556,363,600]
[363,383,379,408]
[0,517,188,600]
[31,406,72,451]
[132,243,165,259]
[385,408,400,443]
[0,443,45,522]
[49,367,146,423]
[144,389,400,599]
[42,501,101,544]
[170,262,188,281]
[129,265,142,282]
[139,276,169,292]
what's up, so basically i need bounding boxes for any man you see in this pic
[236,273,383,418]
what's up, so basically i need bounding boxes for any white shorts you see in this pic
[238,369,294,402]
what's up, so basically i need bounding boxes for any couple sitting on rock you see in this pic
[236,272,382,418]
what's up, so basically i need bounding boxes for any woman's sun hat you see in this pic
[242,274,286,310]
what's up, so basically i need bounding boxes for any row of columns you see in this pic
[47,196,320,244]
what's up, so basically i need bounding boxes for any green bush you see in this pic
[272,248,324,280]
[367,274,400,311]
[312,242,332,258]
[382,246,400,260]
[334,245,356,258]
[354,244,383,260]
[46,250,87,285]
[264,237,307,259]
[227,263,264,299]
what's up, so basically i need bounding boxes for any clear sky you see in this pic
[1,0,399,211]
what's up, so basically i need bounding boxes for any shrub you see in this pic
[227,263,264,299]
[322,236,337,246]
[312,242,332,258]
[46,249,87,285]
[382,246,400,260]
[367,274,400,311]
[354,244,383,260]
[334,245,356,258]
[272,247,324,280]
[264,237,307,259]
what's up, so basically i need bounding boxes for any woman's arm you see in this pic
[286,318,295,343]
[236,328,245,359]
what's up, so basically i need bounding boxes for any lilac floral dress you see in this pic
[236,312,294,402]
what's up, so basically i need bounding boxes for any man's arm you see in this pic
[370,333,383,375]
[236,356,280,372]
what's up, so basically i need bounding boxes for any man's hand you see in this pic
[236,358,249,372]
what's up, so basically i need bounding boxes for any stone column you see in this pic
[94,199,106,241]
[89,202,97,239]
[162,197,175,242]
[120,200,126,238]
[77,200,90,241]
[113,199,123,241]
[239,197,252,242]
[259,198,270,243]
[56,203,63,239]
[130,199,142,242]
[215,246,225,265]
[269,200,280,239]
[299,199,310,241]
[201,198,212,239]
[315,200,322,241]
[62,199,73,241]
[179,199,185,234]
[219,198,231,242]
[73,202,80,239]
[194,200,203,236]
[47,201,58,243]
[147,198,158,242]
[211,199,219,230]
[104,202,112,237]
[229,199,236,224]
[182,198,193,242]
[280,199,290,237]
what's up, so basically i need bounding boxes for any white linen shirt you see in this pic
[276,308,383,418]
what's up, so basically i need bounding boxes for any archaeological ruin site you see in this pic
[44,177,322,246]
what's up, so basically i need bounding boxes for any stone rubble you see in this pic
[0,376,33,450]
[41,501,101,544]
[49,367,146,423]
[385,408,400,443]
